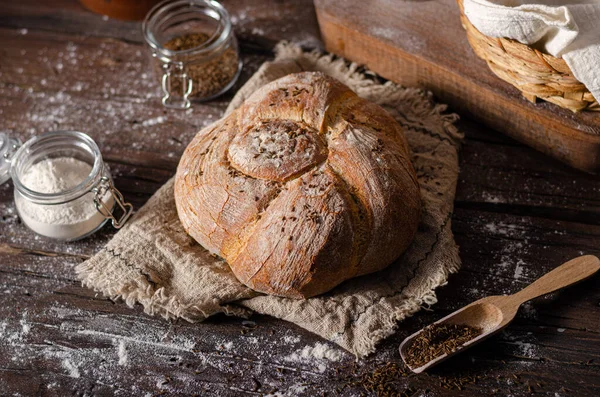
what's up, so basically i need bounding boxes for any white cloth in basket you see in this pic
[463,0,600,103]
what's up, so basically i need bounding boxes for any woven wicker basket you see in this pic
[457,0,599,112]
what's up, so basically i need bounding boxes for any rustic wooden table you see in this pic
[1,1,599,396]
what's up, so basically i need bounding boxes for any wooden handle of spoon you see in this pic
[511,255,600,305]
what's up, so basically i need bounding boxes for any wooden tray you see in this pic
[314,0,600,173]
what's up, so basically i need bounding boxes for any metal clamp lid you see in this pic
[0,132,21,185]
[92,176,134,229]
[161,62,193,110]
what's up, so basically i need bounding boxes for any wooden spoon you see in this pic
[399,255,600,373]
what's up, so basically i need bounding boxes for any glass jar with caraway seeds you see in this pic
[143,0,242,109]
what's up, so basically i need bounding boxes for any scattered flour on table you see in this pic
[481,191,504,204]
[62,359,81,378]
[283,342,344,373]
[42,348,83,379]
[506,340,539,363]
[77,329,197,354]
[283,335,301,344]
[514,342,538,358]
[264,383,308,397]
[117,339,128,366]
[216,341,234,351]
[3,312,31,345]
[3,303,211,387]
[9,37,228,158]
[484,222,523,237]
[479,218,537,295]
[501,327,540,366]
[46,382,58,390]
[287,342,343,361]
[513,259,527,280]
[142,116,166,127]
[230,8,249,25]
[20,318,30,335]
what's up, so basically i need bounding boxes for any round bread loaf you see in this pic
[175,72,421,298]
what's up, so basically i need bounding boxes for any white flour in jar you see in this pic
[15,157,113,240]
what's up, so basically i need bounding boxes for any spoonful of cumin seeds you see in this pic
[400,255,600,373]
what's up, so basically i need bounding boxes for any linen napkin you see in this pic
[77,42,463,357]
[463,0,600,103]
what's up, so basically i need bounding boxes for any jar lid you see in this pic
[0,132,21,185]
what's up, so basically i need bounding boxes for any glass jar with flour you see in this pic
[0,130,133,241]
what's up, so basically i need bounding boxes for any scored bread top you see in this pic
[175,71,421,298]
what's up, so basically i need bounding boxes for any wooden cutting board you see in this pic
[314,0,600,173]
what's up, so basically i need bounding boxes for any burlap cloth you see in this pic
[77,43,463,358]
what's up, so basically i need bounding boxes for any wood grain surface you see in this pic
[314,0,600,173]
[1,1,599,396]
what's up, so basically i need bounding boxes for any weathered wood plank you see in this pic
[456,121,600,223]
[2,200,599,396]
[1,0,599,396]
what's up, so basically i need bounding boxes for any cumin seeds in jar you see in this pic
[143,0,242,109]
[162,32,239,99]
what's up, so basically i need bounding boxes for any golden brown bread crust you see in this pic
[175,72,421,298]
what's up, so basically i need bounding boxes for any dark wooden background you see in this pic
[0,1,598,396]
